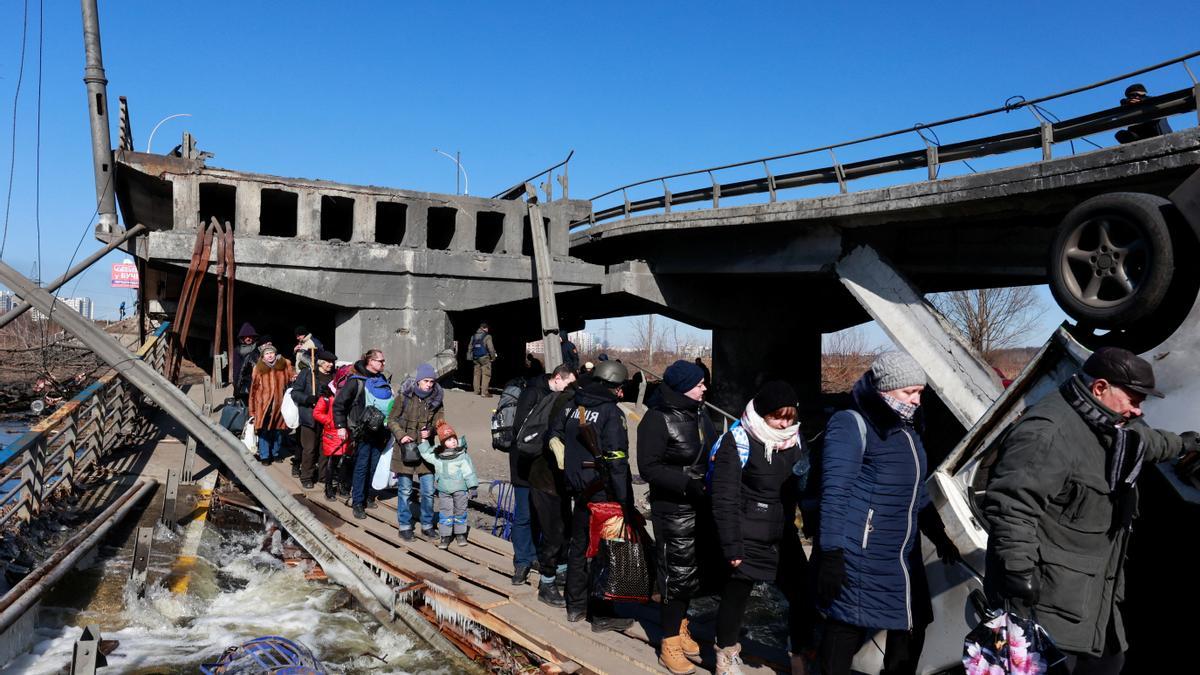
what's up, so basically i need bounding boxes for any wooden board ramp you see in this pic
[260,461,785,674]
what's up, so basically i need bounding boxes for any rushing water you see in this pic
[1,522,448,674]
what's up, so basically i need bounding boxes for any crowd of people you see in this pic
[230,319,1199,675]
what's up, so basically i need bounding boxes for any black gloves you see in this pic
[817,549,847,608]
[1000,569,1040,608]
[684,478,707,500]
[303,393,319,407]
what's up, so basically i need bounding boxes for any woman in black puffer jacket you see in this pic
[710,380,816,675]
[637,360,717,674]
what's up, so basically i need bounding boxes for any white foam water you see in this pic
[1,527,448,674]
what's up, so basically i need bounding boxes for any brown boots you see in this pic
[659,618,701,674]
[658,636,695,675]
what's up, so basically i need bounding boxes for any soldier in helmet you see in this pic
[551,359,635,632]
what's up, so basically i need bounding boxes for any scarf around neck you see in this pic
[740,401,799,464]
[880,392,918,421]
[1060,375,1145,527]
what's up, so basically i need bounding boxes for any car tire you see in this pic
[1049,192,1175,328]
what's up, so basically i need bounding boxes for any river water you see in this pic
[0,475,443,673]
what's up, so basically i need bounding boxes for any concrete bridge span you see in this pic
[113,150,601,377]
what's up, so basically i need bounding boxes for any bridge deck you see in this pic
[258,460,786,674]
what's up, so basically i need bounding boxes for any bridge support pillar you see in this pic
[710,324,822,419]
[334,307,451,380]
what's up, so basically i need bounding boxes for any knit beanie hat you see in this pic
[663,359,705,393]
[753,380,798,416]
[871,351,926,392]
[436,419,457,443]
[260,344,278,357]
[415,363,437,381]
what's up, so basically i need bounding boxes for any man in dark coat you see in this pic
[231,322,258,397]
[637,359,716,672]
[509,364,576,607]
[560,335,580,373]
[290,350,337,488]
[984,347,1199,674]
[552,360,633,632]
[1115,83,1173,144]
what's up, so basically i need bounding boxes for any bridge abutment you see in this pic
[710,324,822,419]
[334,308,451,378]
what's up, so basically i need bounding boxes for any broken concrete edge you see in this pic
[835,244,1003,428]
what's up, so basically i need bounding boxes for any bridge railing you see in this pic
[0,323,170,531]
[575,51,1200,230]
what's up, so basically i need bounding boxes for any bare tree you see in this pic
[931,287,1043,356]
[631,315,668,370]
[821,327,880,393]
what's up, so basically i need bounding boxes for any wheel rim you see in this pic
[1058,214,1150,310]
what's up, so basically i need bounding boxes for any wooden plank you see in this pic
[491,602,661,674]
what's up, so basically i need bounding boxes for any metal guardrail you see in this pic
[575,51,1200,229]
[0,323,170,531]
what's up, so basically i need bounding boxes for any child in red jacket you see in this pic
[313,379,352,502]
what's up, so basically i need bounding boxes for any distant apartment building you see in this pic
[526,330,597,356]
[30,296,94,321]
[0,291,14,313]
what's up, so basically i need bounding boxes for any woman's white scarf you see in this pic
[740,401,799,463]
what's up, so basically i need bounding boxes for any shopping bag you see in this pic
[242,418,257,454]
[586,502,653,602]
[372,441,396,491]
[280,387,300,430]
[963,603,1066,675]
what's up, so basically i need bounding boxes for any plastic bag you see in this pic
[372,441,396,490]
[242,418,257,454]
[963,604,1066,675]
[281,387,300,430]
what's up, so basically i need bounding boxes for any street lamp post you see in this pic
[433,148,469,195]
[146,113,193,154]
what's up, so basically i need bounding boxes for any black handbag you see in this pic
[399,440,422,464]
[591,537,653,602]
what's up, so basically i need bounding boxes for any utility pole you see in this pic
[456,151,461,196]
[81,0,118,235]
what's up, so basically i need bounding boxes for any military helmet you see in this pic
[593,360,629,386]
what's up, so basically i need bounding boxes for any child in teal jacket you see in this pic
[418,419,480,548]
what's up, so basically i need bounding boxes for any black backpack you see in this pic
[490,377,528,451]
[514,391,561,457]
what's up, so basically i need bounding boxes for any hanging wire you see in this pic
[1,0,31,259]
[914,123,977,176]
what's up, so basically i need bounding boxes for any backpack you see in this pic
[514,391,560,457]
[704,421,751,489]
[470,332,489,360]
[490,377,528,451]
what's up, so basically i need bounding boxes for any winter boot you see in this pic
[511,563,531,586]
[352,505,366,520]
[715,644,745,675]
[438,536,452,550]
[323,483,337,502]
[678,618,700,658]
[455,534,468,547]
[658,636,696,675]
[537,579,567,608]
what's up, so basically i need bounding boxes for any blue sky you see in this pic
[1,1,1197,346]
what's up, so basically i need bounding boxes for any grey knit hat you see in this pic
[870,351,926,392]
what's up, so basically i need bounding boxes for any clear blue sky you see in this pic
[1,1,1197,345]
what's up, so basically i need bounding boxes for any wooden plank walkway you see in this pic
[258,460,787,674]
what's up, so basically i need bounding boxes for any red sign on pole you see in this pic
[111,262,139,289]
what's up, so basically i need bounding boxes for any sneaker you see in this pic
[337,486,351,498]
[438,536,452,550]
[352,505,367,520]
[537,580,567,608]
[301,480,315,489]
[365,498,378,510]
[590,616,634,633]
[455,534,468,547]
[511,563,532,586]
[421,526,437,538]
[399,529,415,542]
[715,643,745,675]
[324,491,337,503]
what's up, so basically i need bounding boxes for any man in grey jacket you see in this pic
[983,346,1200,675]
